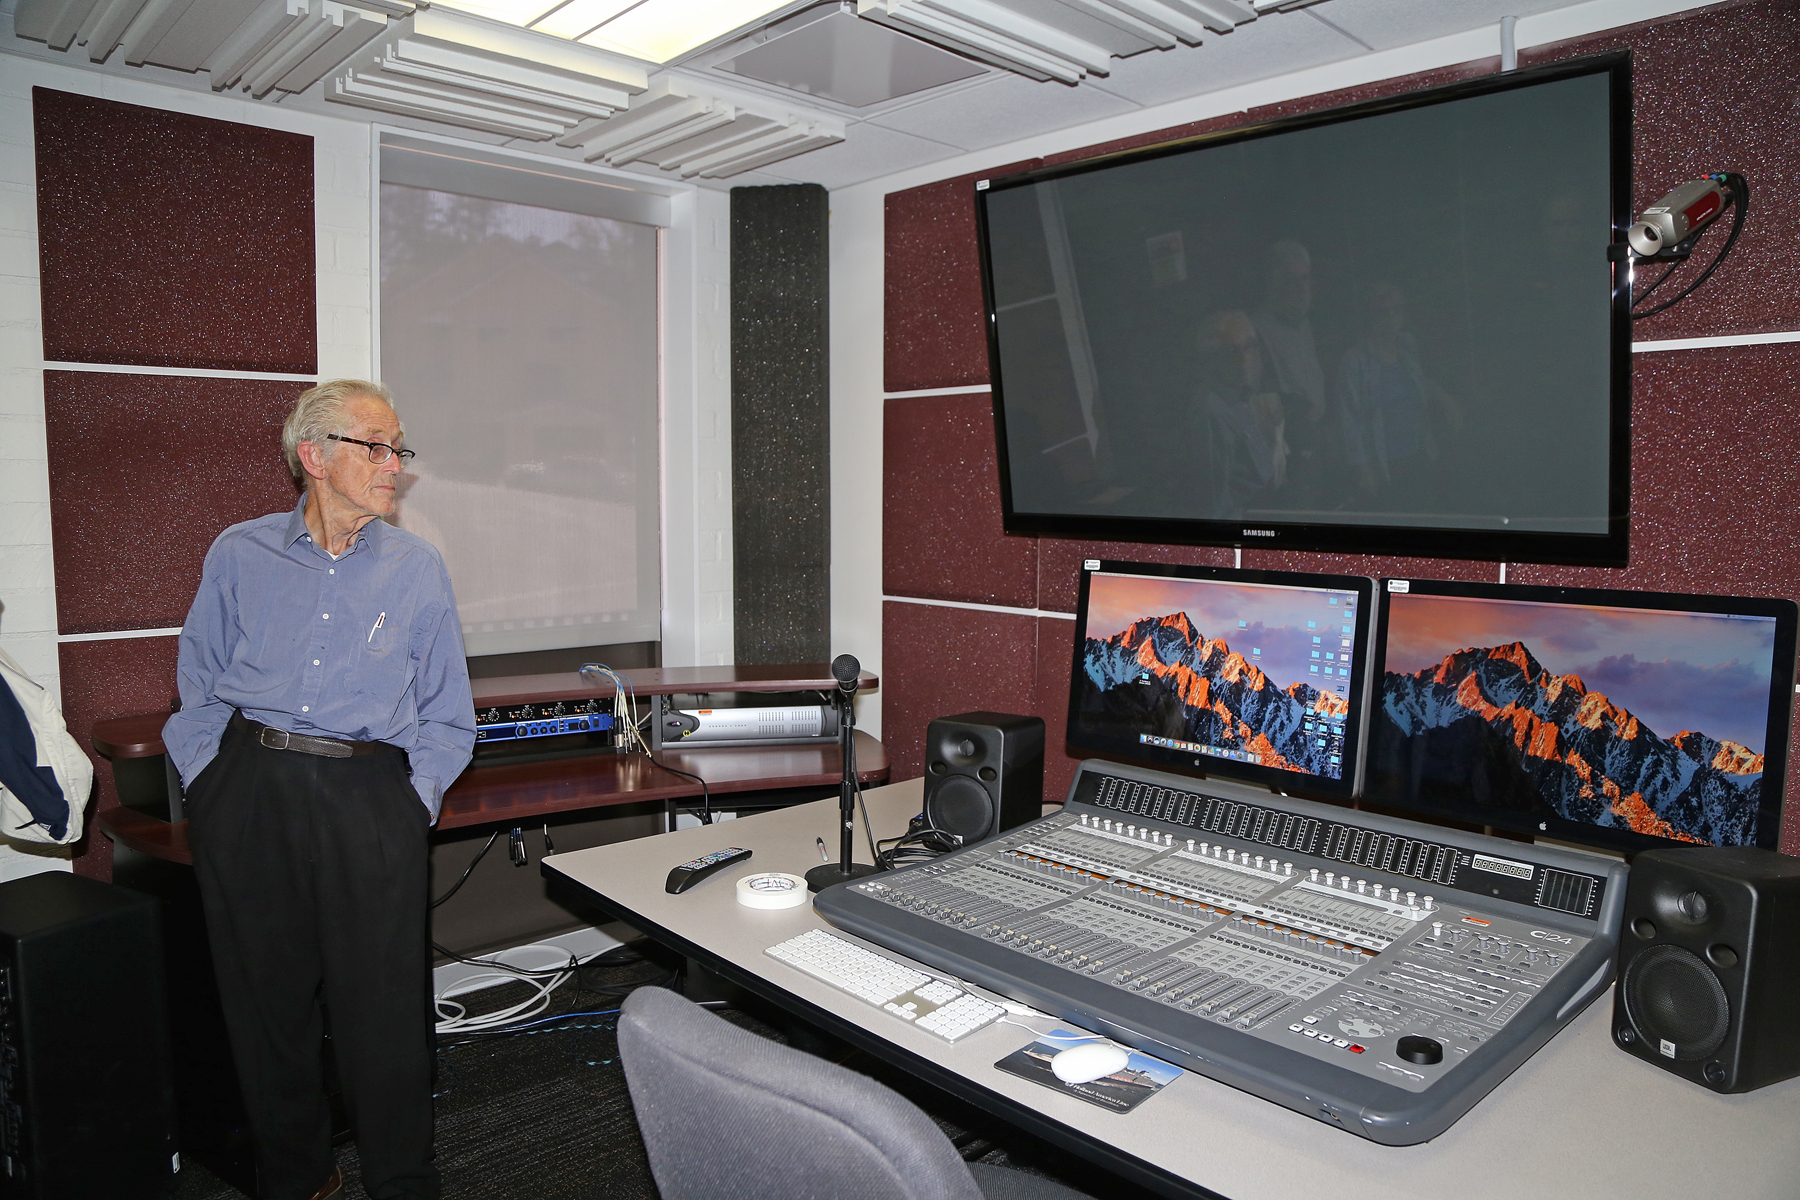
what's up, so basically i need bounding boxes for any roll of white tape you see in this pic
[736,872,809,909]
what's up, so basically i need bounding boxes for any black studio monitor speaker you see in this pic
[922,712,1045,846]
[0,871,177,1198]
[1613,846,1800,1093]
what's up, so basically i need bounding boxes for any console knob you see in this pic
[1187,839,1195,852]
[1285,862,1294,876]
[1310,869,1320,882]
[1255,856,1265,869]
[1432,922,1444,936]
[1126,825,1135,836]
[1407,892,1417,906]
[1390,888,1400,902]
[1396,1036,1444,1066]
[1080,814,1089,825]
[1325,873,1335,886]
[1423,896,1435,910]
[1357,881,1367,894]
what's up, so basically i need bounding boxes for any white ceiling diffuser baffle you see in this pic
[13,0,400,93]
[325,7,647,139]
[853,0,1337,83]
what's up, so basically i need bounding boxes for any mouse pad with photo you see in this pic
[995,1029,1183,1113]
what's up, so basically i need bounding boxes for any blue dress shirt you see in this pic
[164,496,476,821]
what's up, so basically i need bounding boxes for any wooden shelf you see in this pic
[434,731,888,831]
[101,732,889,864]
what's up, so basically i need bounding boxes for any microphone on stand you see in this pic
[806,654,882,892]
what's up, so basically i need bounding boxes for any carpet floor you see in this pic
[169,947,1164,1200]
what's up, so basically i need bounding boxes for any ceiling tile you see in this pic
[1088,7,1366,107]
[715,9,985,108]
[865,69,1140,154]
[749,118,964,189]
[1308,0,1572,52]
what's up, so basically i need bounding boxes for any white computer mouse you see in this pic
[1050,1041,1130,1085]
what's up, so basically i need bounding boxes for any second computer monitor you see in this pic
[1068,561,1376,801]
[1366,578,1796,852]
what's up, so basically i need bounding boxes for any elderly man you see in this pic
[165,380,474,1200]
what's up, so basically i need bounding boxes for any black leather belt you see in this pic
[230,711,393,759]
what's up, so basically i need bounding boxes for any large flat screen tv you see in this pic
[976,52,1632,565]
[1364,577,1796,853]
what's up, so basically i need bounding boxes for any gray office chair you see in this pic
[618,986,1094,1200]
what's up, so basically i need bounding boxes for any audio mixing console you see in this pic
[815,760,1627,1144]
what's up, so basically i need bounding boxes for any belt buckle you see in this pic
[260,727,292,751]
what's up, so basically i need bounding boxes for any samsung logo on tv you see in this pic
[1242,529,1277,537]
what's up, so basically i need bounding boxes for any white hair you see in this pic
[281,379,397,483]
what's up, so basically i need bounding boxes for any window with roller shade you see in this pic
[378,142,663,657]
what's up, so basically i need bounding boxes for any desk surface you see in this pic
[543,778,1800,1200]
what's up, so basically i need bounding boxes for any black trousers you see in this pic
[188,722,438,1200]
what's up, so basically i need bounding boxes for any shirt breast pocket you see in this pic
[353,618,407,698]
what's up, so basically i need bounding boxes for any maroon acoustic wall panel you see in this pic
[1036,542,1235,615]
[881,601,1039,784]
[1240,552,1501,584]
[44,371,302,635]
[34,88,317,373]
[1525,0,1800,342]
[1034,615,1084,805]
[884,161,1035,393]
[884,394,1037,607]
[57,636,182,880]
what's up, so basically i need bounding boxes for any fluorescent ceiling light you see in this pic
[577,0,794,62]
[529,0,636,40]
[431,0,555,27]
[434,0,796,63]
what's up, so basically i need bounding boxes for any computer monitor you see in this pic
[1365,578,1797,852]
[1067,561,1376,801]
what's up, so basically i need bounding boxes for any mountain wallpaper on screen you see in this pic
[1374,641,1763,845]
[1079,613,1348,776]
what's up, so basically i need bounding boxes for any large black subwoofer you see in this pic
[922,713,1045,845]
[0,872,177,1198]
[1613,846,1800,1092]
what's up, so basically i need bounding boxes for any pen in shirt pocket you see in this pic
[368,612,386,643]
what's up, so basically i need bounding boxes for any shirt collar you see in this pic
[283,493,387,559]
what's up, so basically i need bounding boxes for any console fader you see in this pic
[815,760,1627,1145]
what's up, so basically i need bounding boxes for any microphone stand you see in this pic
[805,681,880,892]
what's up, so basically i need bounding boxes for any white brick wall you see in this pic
[0,61,50,694]
[660,186,734,668]
[692,191,733,666]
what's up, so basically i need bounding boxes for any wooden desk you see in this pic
[542,780,1800,1200]
[94,663,888,864]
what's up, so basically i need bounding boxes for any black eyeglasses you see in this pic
[327,434,415,465]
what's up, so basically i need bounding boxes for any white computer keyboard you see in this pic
[765,929,1004,1043]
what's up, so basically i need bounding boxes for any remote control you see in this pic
[666,847,753,894]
